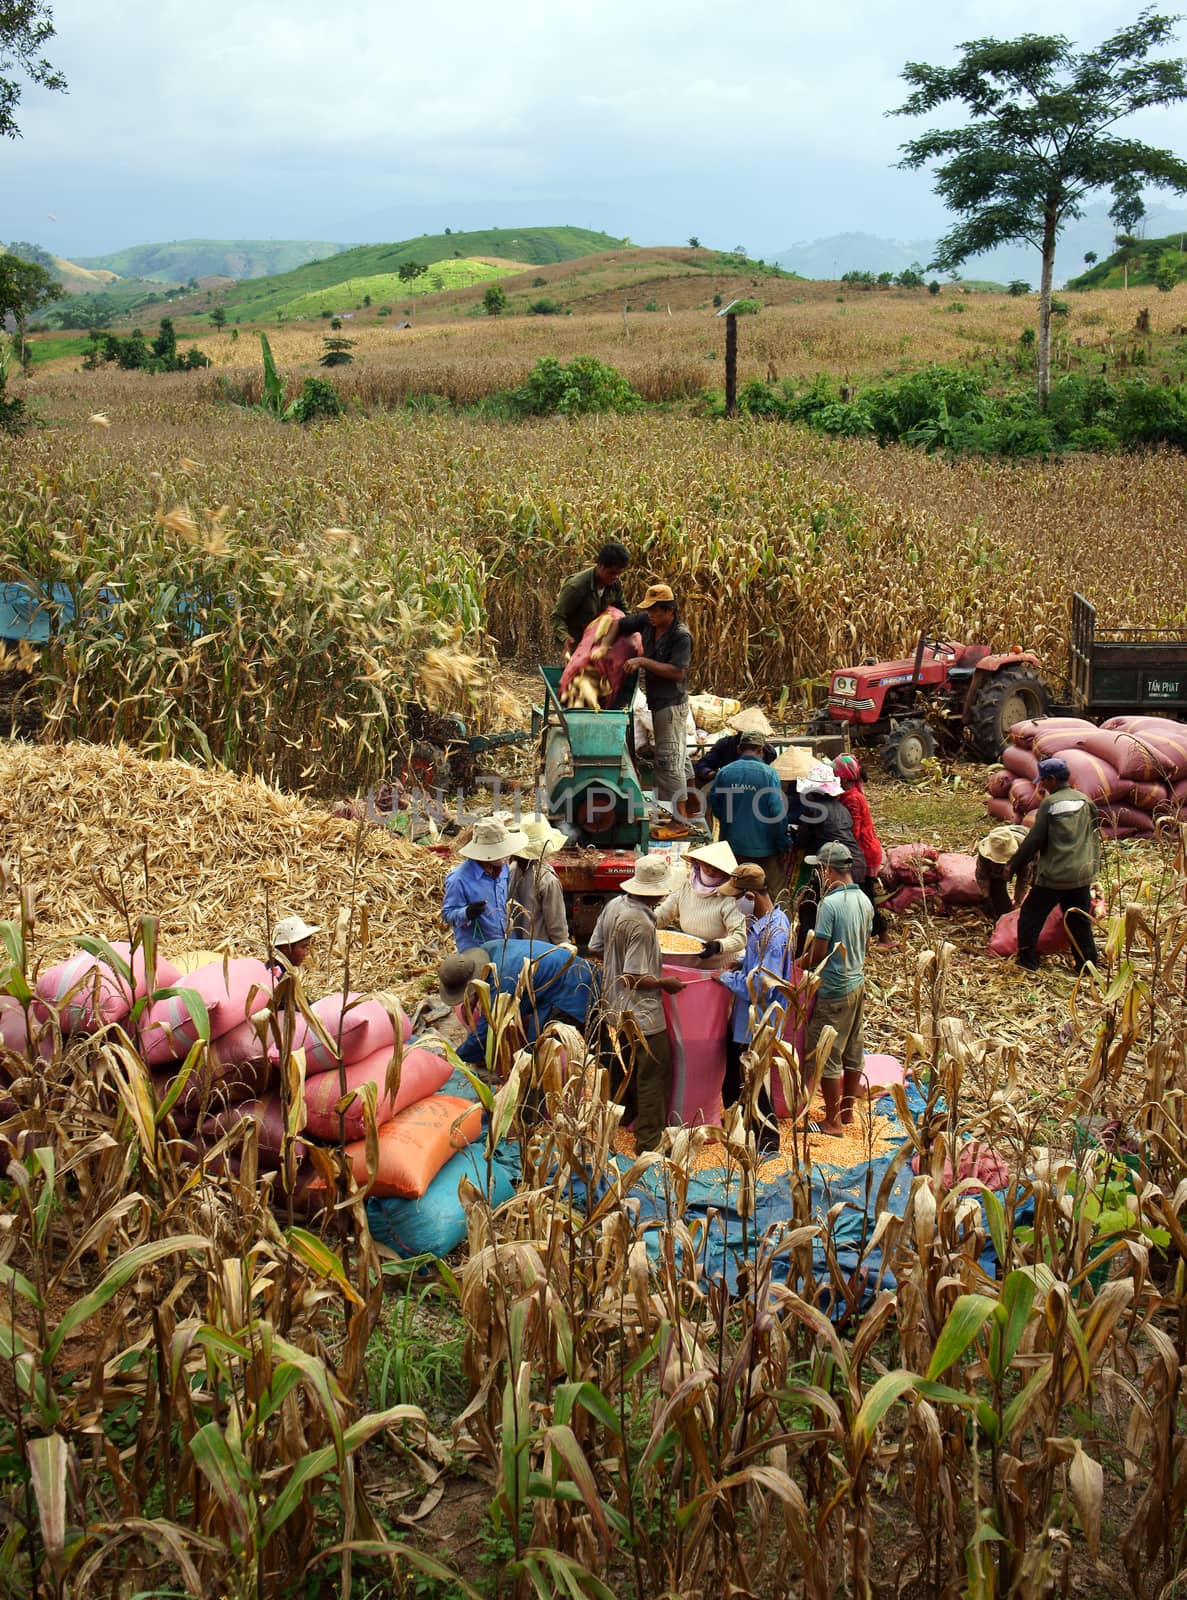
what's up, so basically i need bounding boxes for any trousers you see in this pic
[604,1025,673,1152]
[1016,883,1097,971]
[651,700,695,804]
[804,984,865,1083]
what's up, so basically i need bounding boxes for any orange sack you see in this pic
[342,1093,485,1198]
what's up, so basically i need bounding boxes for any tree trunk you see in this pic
[1037,204,1058,413]
[724,312,738,417]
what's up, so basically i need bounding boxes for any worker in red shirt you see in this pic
[832,755,893,948]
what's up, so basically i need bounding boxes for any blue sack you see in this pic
[365,1141,519,1259]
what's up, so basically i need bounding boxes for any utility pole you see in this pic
[717,299,743,417]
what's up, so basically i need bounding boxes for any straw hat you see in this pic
[773,745,817,781]
[685,839,738,875]
[621,854,682,897]
[728,706,774,738]
[459,816,528,861]
[639,582,676,609]
[515,817,568,860]
[978,824,1026,865]
[270,915,320,948]
[720,862,767,897]
[796,760,843,797]
[438,948,491,1006]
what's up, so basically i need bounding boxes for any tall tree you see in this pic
[1,2,66,139]
[0,252,59,364]
[894,10,1187,408]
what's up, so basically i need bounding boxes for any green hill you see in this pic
[1068,232,1187,290]
[221,226,625,321]
[282,259,508,317]
[76,239,356,283]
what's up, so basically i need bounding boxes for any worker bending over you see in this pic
[1008,758,1100,972]
[439,940,597,1067]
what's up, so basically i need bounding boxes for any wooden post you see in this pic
[725,311,738,416]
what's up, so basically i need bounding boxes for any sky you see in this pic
[4,0,1187,259]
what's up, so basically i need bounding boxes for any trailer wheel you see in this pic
[881,721,936,782]
[967,668,1050,761]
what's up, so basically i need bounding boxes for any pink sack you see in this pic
[936,853,982,907]
[1106,730,1187,784]
[1009,778,1038,813]
[303,1044,453,1142]
[139,988,227,1064]
[1120,780,1168,811]
[0,996,54,1061]
[984,797,1016,823]
[210,1017,268,1069]
[37,951,132,1033]
[1099,804,1157,838]
[152,1056,270,1118]
[204,1093,308,1166]
[987,768,1014,799]
[313,992,409,1064]
[662,968,732,1126]
[988,907,1070,958]
[1009,717,1093,750]
[108,941,184,1000]
[1050,748,1123,803]
[888,884,930,915]
[857,1052,906,1095]
[1001,745,1039,781]
[888,843,939,884]
[1031,728,1099,759]
[911,1141,1011,1189]
[559,607,643,706]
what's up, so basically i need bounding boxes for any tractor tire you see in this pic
[966,668,1050,762]
[881,721,936,783]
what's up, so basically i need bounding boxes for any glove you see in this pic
[464,900,488,920]
[701,940,722,958]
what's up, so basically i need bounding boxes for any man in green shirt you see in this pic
[803,840,873,1136]
[551,542,630,654]
[1009,758,1100,972]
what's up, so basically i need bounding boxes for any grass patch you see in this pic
[281,260,508,319]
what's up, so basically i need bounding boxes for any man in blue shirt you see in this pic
[714,863,791,1152]
[708,734,788,896]
[803,841,873,1136]
[441,817,527,952]
[439,939,598,1067]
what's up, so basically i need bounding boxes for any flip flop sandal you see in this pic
[806,1119,843,1138]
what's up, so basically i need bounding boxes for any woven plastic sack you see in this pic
[303,1044,453,1142]
[986,768,1014,799]
[340,1094,485,1198]
[1009,717,1094,750]
[559,607,642,707]
[988,907,1068,957]
[1049,748,1123,803]
[984,797,1016,823]
[365,1143,520,1259]
[1099,804,1156,838]
[140,958,270,1065]
[1009,778,1038,814]
[1111,728,1187,784]
[0,995,54,1061]
[936,853,981,907]
[37,941,181,1034]
[888,843,939,884]
[1001,745,1038,780]
[204,1092,309,1166]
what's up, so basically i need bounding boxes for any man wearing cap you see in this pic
[606,585,695,806]
[655,839,747,965]
[441,817,528,952]
[976,824,1030,922]
[714,863,791,1149]
[693,707,778,786]
[439,940,597,1068]
[552,542,630,655]
[802,840,873,1136]
[267,915,321,1010]
[508,818,571,945]
[1008,759,1100,971]
[588,854,685,1152]
[708,734,787,897]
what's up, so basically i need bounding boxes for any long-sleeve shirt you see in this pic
[589,895,665,1035]
[836,786,883,877]
[718,907,792,1043]
[794,795,868,883]
[551,567,626,647]
[1010,785,1100,888]
[693,732,778,784]
[708,757,787,859]
[507,859,569,945]
[441,858,509,952]
[654,881,747,956]
[457,939,598,1064]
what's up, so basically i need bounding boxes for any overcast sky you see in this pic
[4,0,1187,257]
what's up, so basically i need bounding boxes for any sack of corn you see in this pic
[559,609,642,710]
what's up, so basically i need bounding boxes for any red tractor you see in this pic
[809,633,1051,780]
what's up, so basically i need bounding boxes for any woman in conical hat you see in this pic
[653,838,747,968]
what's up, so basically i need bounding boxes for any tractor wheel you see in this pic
[966,668,1050,761]
[881,721,936,782]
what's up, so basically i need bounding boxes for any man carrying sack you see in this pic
[606,584,695,809]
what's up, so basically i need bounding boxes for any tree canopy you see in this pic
[1,2,66,139]
[894,8,1187,406]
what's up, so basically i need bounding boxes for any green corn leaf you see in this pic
[852,1371,920,1456]
[926,1293,998,1381]
[47,1235,212,1362]
[189,1422,255,1543]
[261,1406,428,1543]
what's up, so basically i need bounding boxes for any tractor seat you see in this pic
[951,643,992,669]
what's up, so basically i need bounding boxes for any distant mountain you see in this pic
[221,226,626,322]
[76,239,356,284]
[773,203,1187,290]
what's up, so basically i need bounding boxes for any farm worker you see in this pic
[792,761,868,956]
[439,940,597,1067]
[693,706,778,786]
[707,734,788,898]
[655,839,747,968]
[588,854,685,1153]
[266,914,320,1009]
[975,824,1030,921]
[441,816,528,952]
[551,541,630,655]
[802,841,873,1136]
[606,583,696,807]
[714,863,791,1151]
[507,818,571,945]
[1008,758,1100,972]
[832,754,893,947]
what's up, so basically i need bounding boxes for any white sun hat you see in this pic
[459,816,529,862]
[271,915,321,948]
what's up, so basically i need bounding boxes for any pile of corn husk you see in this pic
[0,742,448,1005]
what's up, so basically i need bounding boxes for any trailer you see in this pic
[1068,592,1187,717]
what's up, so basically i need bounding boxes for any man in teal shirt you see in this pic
[803,840,872,1136]
[707,734,787,894]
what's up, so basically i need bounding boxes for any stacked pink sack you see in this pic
[878,842,982,916]
[985,715,1187,839]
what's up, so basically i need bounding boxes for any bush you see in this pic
[288,376,343,423]
[505,355,643,418]
[528,298,564,316]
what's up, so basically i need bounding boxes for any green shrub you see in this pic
[505,355,643,417]
[528,298,564,316]
[288,376,343,423]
